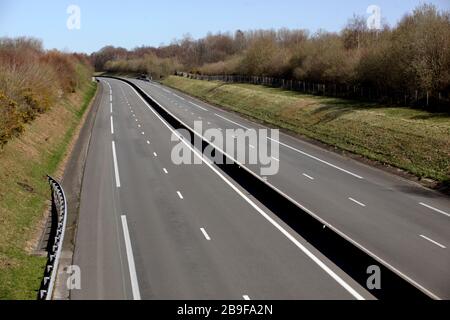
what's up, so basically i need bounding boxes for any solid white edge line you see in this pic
[243,295,251,300]
[419,202,450,218]
[127,84,365,300]
[120,215,141,300]
[111,141,121,188]
[173,93,186,101]
[110,116,114,135]
[177,191,183,199]
[348,197,366,207]
[200,228,211,241]
[214,113,250,130]
[267,137,364,179]
[189,101,208,111]
[419,235,446,249]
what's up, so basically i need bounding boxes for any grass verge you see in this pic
[162,76,450,183]
[0,79,97,300]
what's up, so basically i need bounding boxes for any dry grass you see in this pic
[163,76,450,182]
[0,77,96,299]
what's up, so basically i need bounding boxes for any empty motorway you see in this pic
[72,78,372,300]
[128,78,450,299]
[71,77,449,300]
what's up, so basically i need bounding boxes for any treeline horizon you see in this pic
[0,37,93,147]
[94,4,450,109]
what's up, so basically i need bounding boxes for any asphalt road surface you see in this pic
[122,77,450,299]
[72,78,376,300]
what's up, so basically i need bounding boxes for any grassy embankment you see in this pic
[0,67,96,300]
[163,76,450,185]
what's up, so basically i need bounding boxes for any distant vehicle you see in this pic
[137,74,151,82]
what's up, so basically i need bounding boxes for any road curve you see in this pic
[71,78,372,300]
[125,78,450,299]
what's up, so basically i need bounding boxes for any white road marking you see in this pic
[110,102,113,113]
[249,144,255,149]
[146,140,150,145]
[177,191,183,199]
[153,152,157,157]
[126,81,441,299]
[243,295,251,300]
[214,113,249,130]
[163,168,168,174]
[267,137,364,179]
[141,132,145,135]
[419,202,450,218]
[129,85,365,300]
[348,197,366,207]
[302,173,315,180]
[189,101,208,111]
[419,235,446,249]
[135,119,138,122]
[138,124,141,128]
[271,156,279,162]
[173,93,186,101]
[162,88,171,93]
[110,116,114,134]
[120,215,141,300]
[200,228,211,241]
[111,141,121,188]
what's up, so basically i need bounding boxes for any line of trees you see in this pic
[0,37,93,147]
[93,4,450,109]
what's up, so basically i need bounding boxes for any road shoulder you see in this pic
[52,81,102,300]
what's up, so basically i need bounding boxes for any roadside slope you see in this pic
[162,76,450,187]
[0,77,96,299]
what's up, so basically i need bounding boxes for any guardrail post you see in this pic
[37,176,68,300]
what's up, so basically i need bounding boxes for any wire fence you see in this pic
[176,72,450,110]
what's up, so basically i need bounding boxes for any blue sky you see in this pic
[0,0,449,53]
